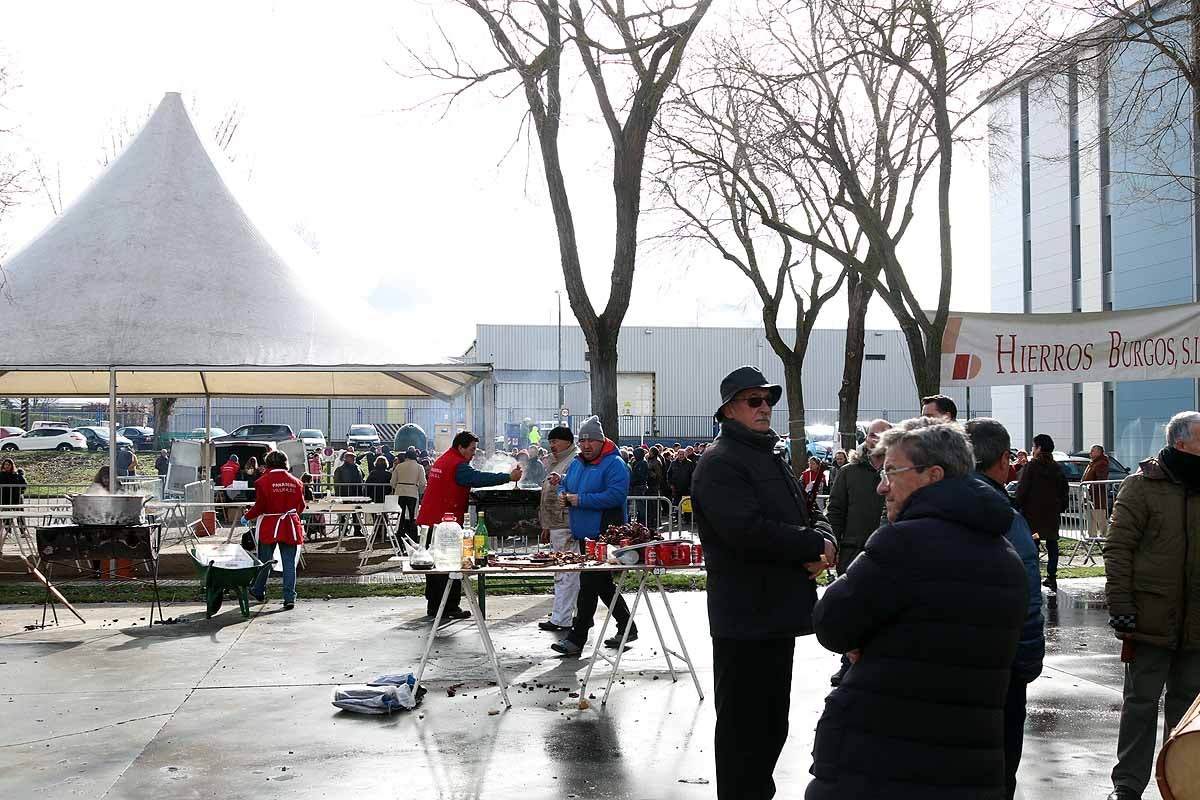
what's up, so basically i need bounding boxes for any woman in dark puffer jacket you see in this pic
[806,418,1028,800]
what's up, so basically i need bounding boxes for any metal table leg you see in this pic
[579,569,628,697]
[413,573,454,692]
[599,571,650,705]
[460,577,511,708]
[653,572,704,700]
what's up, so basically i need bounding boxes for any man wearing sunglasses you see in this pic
[691,365,836,800]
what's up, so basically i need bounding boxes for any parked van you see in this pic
[165,438,307,497]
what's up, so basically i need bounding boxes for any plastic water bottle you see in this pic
[433,513,464,570]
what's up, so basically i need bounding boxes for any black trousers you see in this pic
[1003,672,1028,800]
[713,637,795,800]
[1044,537,1059,580]
[396,497,417,535]
[566,570,632,646]
[425,574,462,615]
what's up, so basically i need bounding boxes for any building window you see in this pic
[1102,215,1113,310]
[1024,386,1034,450]
[864,353,886,361]
[1103,382,1114,453]
[1073,383,1083,452]
[1020,83,1032,314]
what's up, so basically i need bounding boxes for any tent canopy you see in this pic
[0,92,488,401]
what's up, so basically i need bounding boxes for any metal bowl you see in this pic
[68,493,149,526]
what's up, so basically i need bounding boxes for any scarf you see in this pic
[1160,446,1200,491]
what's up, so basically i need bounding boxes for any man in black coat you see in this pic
[806,417,1028,800]
[692,366,836,800]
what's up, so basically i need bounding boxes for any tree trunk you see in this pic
[152,398,177,451]
[587,333,621,445]
[838,279,874,451]
[782,358,806,479]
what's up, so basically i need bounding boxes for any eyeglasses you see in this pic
[878,465,929,483]
[738,395,777,408]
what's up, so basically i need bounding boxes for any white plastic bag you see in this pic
[332,674,423,714]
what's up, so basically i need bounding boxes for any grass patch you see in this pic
[3,450,121,493]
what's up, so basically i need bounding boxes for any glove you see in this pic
[239,516,249,527]
[1108,613,1136,635]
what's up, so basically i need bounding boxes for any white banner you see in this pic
[939,303,1200,387]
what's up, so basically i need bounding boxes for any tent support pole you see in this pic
[204,394,212,479]
[109,368,118,491]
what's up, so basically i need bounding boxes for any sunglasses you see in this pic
[739,395,777,408]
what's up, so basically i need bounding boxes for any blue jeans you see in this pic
[251,541,297,603]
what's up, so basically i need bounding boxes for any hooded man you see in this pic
[691,366,836,800]
[549,416,635,655]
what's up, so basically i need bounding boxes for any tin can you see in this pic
[677,542,691,565]
[692,544,703,565]
[586,539,597,559]
[644,545,658,566]
[597,542,608,562]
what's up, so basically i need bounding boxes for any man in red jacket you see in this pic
[247,451,305,610]
[416,431,521,620]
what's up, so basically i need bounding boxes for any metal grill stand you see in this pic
[34,523,165,627]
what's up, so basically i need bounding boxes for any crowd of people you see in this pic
[4,371,1190,800]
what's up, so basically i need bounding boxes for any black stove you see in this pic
[35,524,159,562]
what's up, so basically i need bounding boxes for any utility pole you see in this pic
[556,290,564,418]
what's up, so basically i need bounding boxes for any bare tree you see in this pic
[408,0,712,438]
[688,0,1037,401]
[654,52,851,470]
[1037,1,1198,206]
[0,64,26,296]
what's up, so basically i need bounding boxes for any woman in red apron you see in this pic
[247,450,305,609]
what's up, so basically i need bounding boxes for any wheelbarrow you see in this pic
[187,542,275,618]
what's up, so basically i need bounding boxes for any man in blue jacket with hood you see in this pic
[550,415,636,656]
[965,418,1045,800]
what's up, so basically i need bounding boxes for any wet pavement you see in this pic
[0,578,1164,799]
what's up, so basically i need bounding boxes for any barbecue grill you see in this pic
[469,486,541,544]
[34,523,164,626]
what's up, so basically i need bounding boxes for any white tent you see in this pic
[0,92,494,470]
[0,92,489,401]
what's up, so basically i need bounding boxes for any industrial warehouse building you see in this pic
[160,324,983,448]
[458,324,982,443]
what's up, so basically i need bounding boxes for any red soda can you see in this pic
[597,542,608,562]
[678,542,691,564]
[692,544,703,565]
[645,545,658,566]
[586,539,597,559]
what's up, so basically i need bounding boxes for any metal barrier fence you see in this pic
[1056,479,1124,566]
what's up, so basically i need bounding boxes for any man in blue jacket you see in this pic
[550,415,636,656]
[966,418,1046,800]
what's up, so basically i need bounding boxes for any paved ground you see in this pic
[0,579,1163,799]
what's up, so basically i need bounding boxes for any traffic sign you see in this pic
[560,407,569,418]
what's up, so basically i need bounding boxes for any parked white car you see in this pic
[1,427,88,452]
[345,424,381,450]
[298,428,327,451]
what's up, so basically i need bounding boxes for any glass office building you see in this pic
[988,10,1196,464]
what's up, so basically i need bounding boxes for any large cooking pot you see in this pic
[68,493,150,526]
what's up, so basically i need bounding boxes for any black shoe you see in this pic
[604,628,638,648]
[283,601,295,610]
[444,608,471,621]
[1106,789,1139,800]
[538,621,571,632]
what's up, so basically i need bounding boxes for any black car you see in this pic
[117,426,155,450]
[74,426,134,452]
[212,424,296,444]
